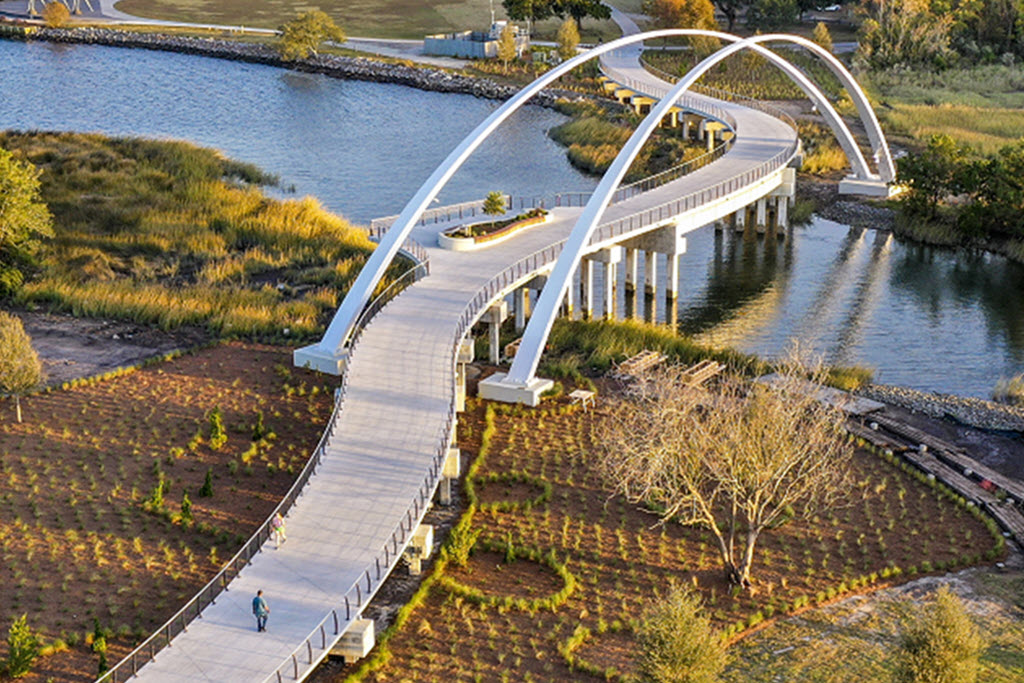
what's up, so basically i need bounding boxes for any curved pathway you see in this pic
[118,21,803,683]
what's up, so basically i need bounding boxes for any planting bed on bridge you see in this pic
[338,394,1005,683]
[0,343,332,681]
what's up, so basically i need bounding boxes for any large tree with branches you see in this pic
[597,362,852,587]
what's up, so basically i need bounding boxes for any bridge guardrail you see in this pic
[259,321,458,682]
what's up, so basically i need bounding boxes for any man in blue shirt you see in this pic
[252,590,270,632]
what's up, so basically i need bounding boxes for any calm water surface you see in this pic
[2,40,1022,398]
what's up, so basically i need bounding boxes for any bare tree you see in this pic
[597,360,852,587]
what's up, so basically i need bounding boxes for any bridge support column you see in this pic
[756,198,768,233]
[580,259,594,320]
[734,206,747,232]
[455,339,473,412]
[514,287,529,332]
[644,250,658,322]
[439,447,460,506]
[624,247,638,292]
[486,301,508,365]
[584,247,622,321]
[624,247,639,319]
[564,268,577,319]
[644,250,658,297]
[776,196,789,229]
[604,261,617,320]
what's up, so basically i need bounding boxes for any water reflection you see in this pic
[673,220,1024,397]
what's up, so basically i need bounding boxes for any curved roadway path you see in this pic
[130,18,797,683]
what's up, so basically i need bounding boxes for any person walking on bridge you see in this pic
[252,590,270,632]
[272,512,287,548]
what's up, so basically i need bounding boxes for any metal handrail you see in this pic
[369,196,513,233]
[366,228,431,266]
[612,138,732,203]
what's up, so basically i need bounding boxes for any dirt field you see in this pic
[12,309,209,388]
[0,342,333,681]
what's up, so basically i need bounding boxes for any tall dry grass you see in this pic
[0,131,375,340]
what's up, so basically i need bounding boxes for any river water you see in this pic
[2,40,1022,398]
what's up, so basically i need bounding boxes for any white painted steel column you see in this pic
[581,259,594,320]
[644,250,658,296]
[777,196,789,228]
[514,288,528,332]
[624,247,639,292]
[604,261,617,320]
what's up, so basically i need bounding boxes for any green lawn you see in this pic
[112,0,622,41]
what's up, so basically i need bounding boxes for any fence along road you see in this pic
[116,33,798,683]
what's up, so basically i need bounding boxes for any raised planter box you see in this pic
[438,210,549,252]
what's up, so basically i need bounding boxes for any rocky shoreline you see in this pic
[857,383,1024,433]
[0,24,577,106]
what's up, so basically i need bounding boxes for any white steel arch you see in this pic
[296,29,892,371]
[505,33,880,385]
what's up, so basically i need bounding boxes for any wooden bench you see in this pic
[680,359,724,387]
[611,350,666,379]
[569,389,596,411]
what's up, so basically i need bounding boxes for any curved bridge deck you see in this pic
[129,30,798,683]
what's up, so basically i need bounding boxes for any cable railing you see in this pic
[612,138,732,203]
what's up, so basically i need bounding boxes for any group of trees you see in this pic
[856,0,1024,69]
[641,0,836,35]
[898,135,1024,242]
[636,584,985,682]
[502,0,611,33]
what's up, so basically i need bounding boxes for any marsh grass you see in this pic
[0,131,377,340]
[992,373,1024,407]
[549,100,706,181]
[544,318,767,377]
[882,104,1024,156]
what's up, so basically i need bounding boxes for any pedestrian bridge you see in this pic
[107,27,893,683]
